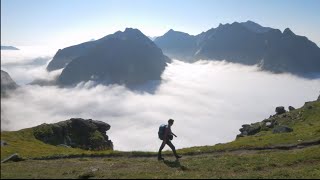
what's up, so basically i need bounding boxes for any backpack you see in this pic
[158,124,167,140]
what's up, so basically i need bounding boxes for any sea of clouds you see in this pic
[1,46,320,151]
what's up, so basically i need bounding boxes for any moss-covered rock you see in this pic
[33,118,113,150]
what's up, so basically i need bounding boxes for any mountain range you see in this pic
[47,21,320,86]
[154,21,320,76]
[1,46,19,50]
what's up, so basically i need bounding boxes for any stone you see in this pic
[0,140,8,147]
[33,118,113,150]
[57,144,71,148]
[1,153,24,163]
[275,106,286,115]
[288,106,295,111]
[238,123,261,137]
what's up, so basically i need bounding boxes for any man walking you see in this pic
[158,119,182,160]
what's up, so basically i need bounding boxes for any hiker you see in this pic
[158,119,182,160]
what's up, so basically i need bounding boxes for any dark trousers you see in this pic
[158,140,179,158]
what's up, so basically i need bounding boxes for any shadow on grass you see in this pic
[163,160,188,171]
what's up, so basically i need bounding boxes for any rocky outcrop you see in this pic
[237,96,319,138]
[318,95,320,101]
[33,118,113,150]
[288,106,295,111]
[275,106,286,115]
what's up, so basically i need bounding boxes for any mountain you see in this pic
[1,46,19,50]
[1,70,18,96]
[147,36,158,41]
[240,20,273,33]
[154,29,198,62]
[154,21,320,76]
[56,28,170,86]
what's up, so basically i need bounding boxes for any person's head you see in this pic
[168,119,174,126]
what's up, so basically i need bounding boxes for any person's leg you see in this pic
[158,141,166,160]
[166,141,181,159]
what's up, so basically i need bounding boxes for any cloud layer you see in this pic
[1,48,320,151]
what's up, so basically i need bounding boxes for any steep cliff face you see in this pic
[33,118,113,150]
[1,70,18,97]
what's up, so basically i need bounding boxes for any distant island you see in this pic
[1,46,19,50]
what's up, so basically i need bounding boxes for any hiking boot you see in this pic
[158,157,164,161]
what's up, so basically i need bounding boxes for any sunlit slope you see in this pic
[1,100,319,160]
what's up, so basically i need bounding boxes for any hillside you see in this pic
[1,99,319,178]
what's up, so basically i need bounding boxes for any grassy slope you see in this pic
[1,101,320,178]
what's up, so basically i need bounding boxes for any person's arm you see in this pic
[171,132,177,137]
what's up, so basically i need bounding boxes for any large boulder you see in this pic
[33,118,113,150]
[288,106,296,111]
[317,95,320,101]
[275,106,286,115]
[237,123,261,138]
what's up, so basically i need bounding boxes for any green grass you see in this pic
[0,128,116,160]
[177,101,320,155]
[1,100,320,178]
[1,146,319,179]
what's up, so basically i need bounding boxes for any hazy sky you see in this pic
[1,0,320,47]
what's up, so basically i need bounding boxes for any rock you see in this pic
[272,125,293,134]
[0,140,8,147]
[33,118,113,150]
[1,153,24,163]
[57,144,71,148]
[307,105,313,109]
[238,123,261,137]
[317,95,320,101]
[275,106,286,115]
[265,122,272,128]
[288,106,295,111]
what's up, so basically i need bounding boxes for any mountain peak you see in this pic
[240,20,272,33]
[124,27,139,33]
[283,28,295,35]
